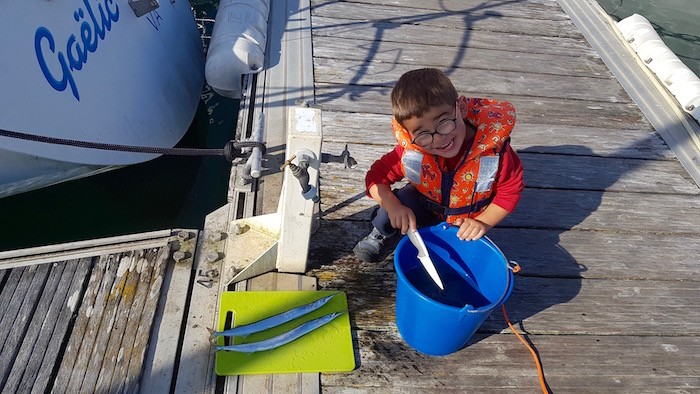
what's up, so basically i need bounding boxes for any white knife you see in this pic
[407,230,445,290]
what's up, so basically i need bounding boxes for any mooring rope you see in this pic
[0,128,265,162]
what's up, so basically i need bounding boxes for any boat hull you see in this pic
[0,0,205,197]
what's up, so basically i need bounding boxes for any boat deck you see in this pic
[1,0,699,392]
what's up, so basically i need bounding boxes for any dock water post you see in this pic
[222,105,322,285]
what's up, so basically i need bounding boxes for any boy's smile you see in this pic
[404,99,469,158]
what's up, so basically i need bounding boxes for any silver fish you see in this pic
[212,293,337,338]
[216,311,344,353]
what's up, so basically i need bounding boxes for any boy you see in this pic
[353,68,524,263]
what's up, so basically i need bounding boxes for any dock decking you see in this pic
[1,0,698,392]
[307,0,700,391]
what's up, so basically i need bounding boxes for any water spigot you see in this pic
[280,154,320,202]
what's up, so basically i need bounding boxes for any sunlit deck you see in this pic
[1,0,698,393]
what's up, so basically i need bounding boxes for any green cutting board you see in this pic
[215,290,355,375]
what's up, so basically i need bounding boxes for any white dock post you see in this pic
[222,105,322,285]
[276,105,322,273]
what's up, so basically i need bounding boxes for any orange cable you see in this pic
[502,304,549,394]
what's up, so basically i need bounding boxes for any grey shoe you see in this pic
[353,228,397,263]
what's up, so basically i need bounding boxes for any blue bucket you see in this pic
[394,223,514,356]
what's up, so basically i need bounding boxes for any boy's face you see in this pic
[404,98,468,158]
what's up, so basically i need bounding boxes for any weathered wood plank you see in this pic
[308,219,700,282]
[320,112,670,160]
[80,253,135,392]
[3,261,67,393]
[502,188,700,233]
[53,254,114,393]
[320,331,700,392]
[311,16,597,59]
[121,247,168,394]
[319,185,700,235]
[315,84,649,129]
[521,153,698,194]
[320,141,699,195]
[29,257,93,393]
[311,265,700,336]
[94,253,142,393]
[0,268,25,341]
[313,0,570,22]
[314,57,628,103]
[312,35,611,79]
[0,264,50,387]
[139,249,193,394]
[310,0,583,39]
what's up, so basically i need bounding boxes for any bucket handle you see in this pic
[459,260,519,318]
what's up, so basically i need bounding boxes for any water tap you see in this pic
[281,154,320,202]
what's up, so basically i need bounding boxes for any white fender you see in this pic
[618,14,700,123]
[205,0,270,98]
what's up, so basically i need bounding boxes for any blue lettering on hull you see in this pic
[35,0,120,101]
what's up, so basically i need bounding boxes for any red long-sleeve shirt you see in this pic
[365,143,524,213]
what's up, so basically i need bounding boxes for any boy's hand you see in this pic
[386,203,417,235]
[453,218,491,241]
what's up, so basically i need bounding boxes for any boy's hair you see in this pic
[390,68,458,124]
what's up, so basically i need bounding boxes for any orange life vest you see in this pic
[394,98,516,223]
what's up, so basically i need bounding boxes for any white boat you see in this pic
[0,0,205,198]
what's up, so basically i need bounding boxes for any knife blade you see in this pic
[407,230,445,290]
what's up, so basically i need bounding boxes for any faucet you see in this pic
[281,154,320,203]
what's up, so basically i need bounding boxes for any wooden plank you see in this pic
[0,267,24,330]
[491,276,700,336]
[315,84,650,129]
[227,272,319,394]
[502,188,700,233]
[0,264,51,388]
[121,247,169,393]
[52,254,115,392]
[309,0,583,39]
[311,265,700,336]
[320,331,700,392]
[319,141,698,195]
[174,227,220,393]
[314,57,628,103]
[29,257,93,393]
[313,0,571,22]
[520,153,698,194]
[320,112,671,160]
[311,16,598,58]
[2,261,67,392]
[93,252,142,393]
[312,16,596,59]
[312,36,611,79]
[308,220,700,282]
[139,248,194,394]
[79,253,135,392]
[319,185,700,235]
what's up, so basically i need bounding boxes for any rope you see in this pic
[502,304,550,394]
[0,128,266,162]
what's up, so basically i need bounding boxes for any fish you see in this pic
[211,293,337,338]
[216,311,344,353]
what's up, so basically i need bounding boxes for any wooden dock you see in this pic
[1,0,698,392]
[306,0,700,392]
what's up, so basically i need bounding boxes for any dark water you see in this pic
[0,91,238,252]
[404,263,490,309]
[596,0,699,77]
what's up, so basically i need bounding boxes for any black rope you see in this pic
[0,128,265,162]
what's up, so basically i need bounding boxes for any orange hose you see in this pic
[502,304,549,394]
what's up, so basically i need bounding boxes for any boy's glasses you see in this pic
[410,106,458,147]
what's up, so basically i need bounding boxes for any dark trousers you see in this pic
[371,184,442,236]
